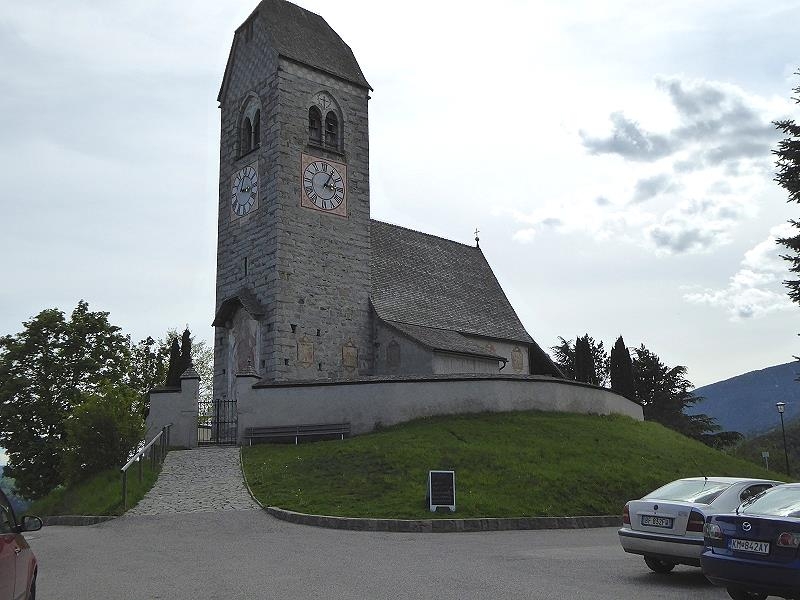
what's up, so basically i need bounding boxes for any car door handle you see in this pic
[14,548,21,555]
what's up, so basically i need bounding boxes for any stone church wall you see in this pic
[431,353,501,375]
[214,25,281,400]
[373,319,433,375]
[269,59,373,382]
[215,14,374,398]
[236,376,644,441]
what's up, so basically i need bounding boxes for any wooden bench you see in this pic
[244,422,351,445]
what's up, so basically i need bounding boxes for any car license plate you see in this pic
[730,539,770,554]
[641,515,673,528]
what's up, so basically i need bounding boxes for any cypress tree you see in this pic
[165,338,181,388]
[610,335,635,400]
[574,335,599,385]
[178,328,192,376]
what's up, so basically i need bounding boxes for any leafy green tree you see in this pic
[161,328,212,403]
[775,72,800,302]
[0,301,131,498]
[551,337,576,379]
[610,336,635,400]
[129,328,212,418]
[631,345,738,447]
[62,382,144,483]
[126,336,169,403]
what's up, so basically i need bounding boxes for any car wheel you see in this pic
[726,588,767,600]
[643,556,675,573]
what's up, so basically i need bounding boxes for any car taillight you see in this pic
[687,509,705,532]
[623,503,630,525]
[777,532,800,548]
[704,522,723,540]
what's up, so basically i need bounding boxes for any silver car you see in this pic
[619,477,783,573]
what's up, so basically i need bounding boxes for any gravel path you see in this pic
[126,446,259,515]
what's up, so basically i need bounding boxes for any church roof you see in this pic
[385,320,507,361]
[222,0,371,98]
[371,220,535,345]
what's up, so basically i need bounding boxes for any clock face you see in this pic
[300,155,347,214]
[231,163,258,218]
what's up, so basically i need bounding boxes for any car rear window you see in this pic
[643,480,732,504]
[742,486,800,516]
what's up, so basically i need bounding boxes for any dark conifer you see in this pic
[610,336,635,400]
[165,338,181,388]
[179,328,192,376]
[775,73,800,302]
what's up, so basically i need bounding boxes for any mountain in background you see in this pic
[688,361,800,436]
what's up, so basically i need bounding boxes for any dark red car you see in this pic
[0,487,41,600]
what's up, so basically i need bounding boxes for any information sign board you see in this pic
[428,470,456,513]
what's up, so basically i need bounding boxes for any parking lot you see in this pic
[28,509,730,599]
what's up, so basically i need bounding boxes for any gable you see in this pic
[218,0,370,103]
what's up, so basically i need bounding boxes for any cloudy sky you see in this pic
[1,0,799,390]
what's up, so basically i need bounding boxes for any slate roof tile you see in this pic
[371,220,535,345]
[255,0,369,89]
[385,320,507,361]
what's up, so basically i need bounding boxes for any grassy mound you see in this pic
[241,411,784,519]
[28,461,160,517]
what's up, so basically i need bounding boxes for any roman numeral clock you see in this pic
[231,162,258,218]
[300,154,347,217]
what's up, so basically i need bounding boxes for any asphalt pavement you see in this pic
[27,510,730,600]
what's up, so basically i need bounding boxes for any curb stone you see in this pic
[264,506,620,533]
[41,515,116,527]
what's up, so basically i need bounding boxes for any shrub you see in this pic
[63,382,144,483]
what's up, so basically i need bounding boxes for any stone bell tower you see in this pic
[212,0,373,400]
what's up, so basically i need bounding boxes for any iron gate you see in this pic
[198,399,238,445]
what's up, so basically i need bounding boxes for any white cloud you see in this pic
[684,223,796,320]
[510,75,789,257]
[0,449,7,466]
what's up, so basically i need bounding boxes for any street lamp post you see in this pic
[776,402,790,477]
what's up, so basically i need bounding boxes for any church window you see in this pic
[239,94,262,158]
[241,117,253,154]
[325,111,339,149]
[308,107,322,143]
[252,110,260,149]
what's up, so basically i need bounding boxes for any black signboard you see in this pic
[428,470,456,512]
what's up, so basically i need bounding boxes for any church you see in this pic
[211,0,562,402]
[144,0,641,447]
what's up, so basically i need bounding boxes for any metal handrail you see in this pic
[121,424,172,510]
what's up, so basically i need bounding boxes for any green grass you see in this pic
[29,460,161,517]
[734,418,800,477]
[241,411,786,519]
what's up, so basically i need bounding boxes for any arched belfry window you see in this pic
[308,106,322,143]
[241,117,253,154]
[325,111,339,149]
[252,110,261,149]
[238,93,262,158]
[308,92,344,152]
